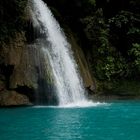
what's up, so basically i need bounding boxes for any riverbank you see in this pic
[89,80,140,102]
[89,94,140,102]
[0,80,140,107]
[0,94,140,108]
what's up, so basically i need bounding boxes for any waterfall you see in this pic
[30,0,92,106]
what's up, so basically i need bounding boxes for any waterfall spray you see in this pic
[30,0,94,106]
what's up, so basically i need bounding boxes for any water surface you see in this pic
[0,101,140,140]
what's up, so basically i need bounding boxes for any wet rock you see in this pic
[0,33,39,90]
[0,81,5,93]
[0,90,31,106]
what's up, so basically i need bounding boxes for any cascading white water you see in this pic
[30,0,92,106]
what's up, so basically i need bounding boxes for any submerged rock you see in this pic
[0,90,31,106]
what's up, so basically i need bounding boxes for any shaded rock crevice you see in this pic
[0,90,31,106]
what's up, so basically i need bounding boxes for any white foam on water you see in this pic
[58,101,107,108]
[33,101,108,109]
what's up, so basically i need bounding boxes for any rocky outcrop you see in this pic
[0,90,31,106]
[0,29,58,106]
[0,33,38,89]
[0,32,37,105]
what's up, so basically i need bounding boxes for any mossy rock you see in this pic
[0,90,31,106]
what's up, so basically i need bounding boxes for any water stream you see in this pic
[29,0,92,106]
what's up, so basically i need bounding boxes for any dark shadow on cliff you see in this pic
[36,78,58,105]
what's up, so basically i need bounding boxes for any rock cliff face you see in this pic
[67,31,95,91]
[0,1,95,106]
[0,32,33,106]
